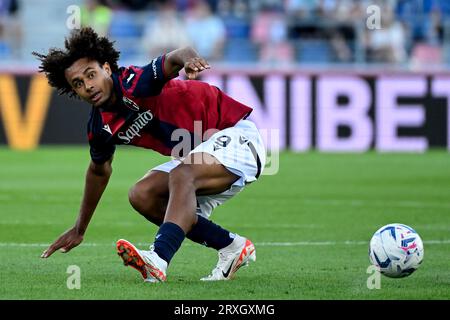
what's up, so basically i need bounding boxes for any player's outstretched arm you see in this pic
[41,158,113,258]
[164,46,210,80]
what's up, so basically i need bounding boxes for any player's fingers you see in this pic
[62,238,82,253]
[60,242,76,253]
[41,243,61,258]
[195,59,210,71]
[184,58,209,75]
[198,59,210,69]
[187,71,198,80]
[193,61,206,71]
[187,62,199,72]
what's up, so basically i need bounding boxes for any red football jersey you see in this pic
[87,55,253,163]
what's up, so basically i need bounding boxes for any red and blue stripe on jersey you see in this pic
[87,55,253,164]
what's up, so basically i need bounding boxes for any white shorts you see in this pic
[151,119,266,218]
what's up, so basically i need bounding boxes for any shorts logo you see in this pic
[122,96,140,112]
[239,135,249,145]
[213,135,231,151]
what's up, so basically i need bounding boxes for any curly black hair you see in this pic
[32,27,120,98]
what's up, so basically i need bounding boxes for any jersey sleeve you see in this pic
[89,140,115,164]
[87,108,116,164]
[126,55,178,97]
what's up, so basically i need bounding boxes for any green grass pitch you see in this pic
[0,147,449,299]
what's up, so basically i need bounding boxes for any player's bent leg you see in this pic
[164,152,240,232]
[148,153,240,277]
[186,120,266,281]
[128,170,169,225]
[121,149,258,282]
[127,164,240,250]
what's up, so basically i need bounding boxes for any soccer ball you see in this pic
[369,223,424,278]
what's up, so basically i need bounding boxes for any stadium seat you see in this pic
[223,38,258,62]
[295,39,334,63]
[0,42,11,59]
[223,16,251,39]
[109,11,143,38]
[109,10,146,62]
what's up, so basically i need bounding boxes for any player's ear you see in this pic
[102,62,112,76]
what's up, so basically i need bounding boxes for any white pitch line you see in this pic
[0,240,449,248]
[300,199,450,209]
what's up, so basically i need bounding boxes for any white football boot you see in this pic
[116,239,167,283]
[201,235,256,281]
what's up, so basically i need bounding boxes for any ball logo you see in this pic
[122,96,140,112]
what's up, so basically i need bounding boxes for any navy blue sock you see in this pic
[153,222,185,264]
[186,215,234,250]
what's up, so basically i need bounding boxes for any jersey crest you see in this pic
[123,96,140,111]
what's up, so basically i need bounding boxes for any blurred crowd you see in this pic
[0,0,20,59]
[1,0,450,67]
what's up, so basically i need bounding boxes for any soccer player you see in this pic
[34,27,266,282]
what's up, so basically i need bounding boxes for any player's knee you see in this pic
[128,184,166,224]
[128,183,158,212]
[169,164,196,189]
[128,184,145,211]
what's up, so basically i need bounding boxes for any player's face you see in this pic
[65,58,114,107]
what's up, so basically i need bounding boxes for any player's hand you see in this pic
[41,226,84,258]
[184,57,210,80]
